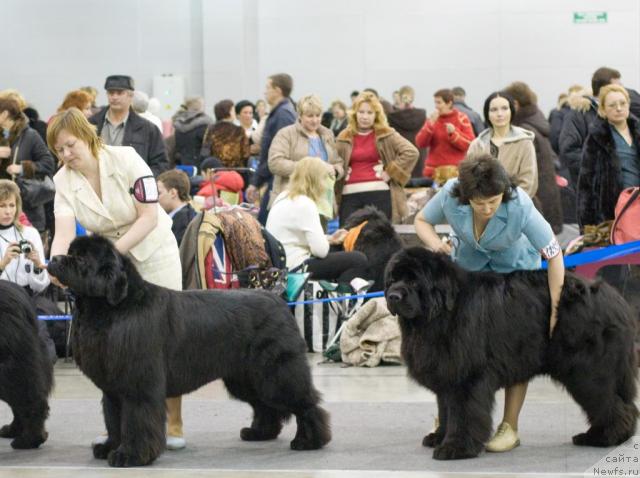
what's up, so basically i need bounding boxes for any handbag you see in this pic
[16,176,56,207]
[611,187,640,245]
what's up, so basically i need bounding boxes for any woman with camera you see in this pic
[0,179,49,292]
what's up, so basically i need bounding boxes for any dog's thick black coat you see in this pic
[0,281,53,449]
[385,247,638,460]
[343,206,403,292]
[47,236,330,467]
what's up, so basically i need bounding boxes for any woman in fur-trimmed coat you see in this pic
[578,88,640,229]
[335,92,418,225]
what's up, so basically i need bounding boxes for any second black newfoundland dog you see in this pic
[0,280,53,449]
[385,247,638,460]
[47,236,330,467]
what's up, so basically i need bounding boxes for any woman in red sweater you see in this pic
[416,88,475,184]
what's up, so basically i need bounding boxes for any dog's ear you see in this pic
[103,251,129,305]
[106,272,128,306]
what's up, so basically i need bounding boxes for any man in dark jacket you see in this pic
[387,85,426,177]
[559,66,640,186]
[245,73,297,225]
[452,86,485,137]
[89,75,169,176]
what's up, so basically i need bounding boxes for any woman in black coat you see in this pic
[0,97,55,232]
[504,82,564,234]
[578,84,640,229]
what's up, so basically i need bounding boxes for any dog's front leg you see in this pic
[422,394,447,448]
[93,394,121,459]
[433,384,492,460]
[107,396,165,467]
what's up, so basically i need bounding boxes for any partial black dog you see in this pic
[0,281,53,449]
[47,236,330,467]
[343,206,403,292]
[385,247,638,460]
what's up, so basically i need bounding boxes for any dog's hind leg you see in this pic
[0,407,23,439]
[223,378,287,441]
[9,400,49,449]
[93,394,122,459]
[565,373,638,447]
[107,397,165,467]
[290,403,331,451]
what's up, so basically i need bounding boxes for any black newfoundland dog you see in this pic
[0,280,53,449]
[343,206,403,292]
[47,236,330,467]
[385,247,638,460]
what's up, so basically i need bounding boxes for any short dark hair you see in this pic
[268,73,293,98]
[214,99,234,121]
[482,91,516,129]
[451,154,517,204]
[350,90,360,98]
[452,86,466,97]
[591,67,621,97]
[235,100,254,116]
[434,88,454,104]
[157,170,191,202]
[363,87,379,98]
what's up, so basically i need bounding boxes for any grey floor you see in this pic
[0,356,633,478]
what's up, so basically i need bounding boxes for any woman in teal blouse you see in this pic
[415,154,565,453]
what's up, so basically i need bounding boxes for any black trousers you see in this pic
[339,190,391,226]
[306,251,369,284]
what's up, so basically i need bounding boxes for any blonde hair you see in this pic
[598,84,630,118]
[0,180,23,231]
[47,108,104,160]
[288,157,329,204]
[347,92,389,133]
[0,89,27,111]
[399,85,415,104]
[297,94,323,116]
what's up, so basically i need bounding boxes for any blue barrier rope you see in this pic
[38,240,640,318]
[540,239,640,269]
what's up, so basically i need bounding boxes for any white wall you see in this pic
[2,0,639,118]
[2,0,203,118]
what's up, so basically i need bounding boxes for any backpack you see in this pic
[611,187,640,245]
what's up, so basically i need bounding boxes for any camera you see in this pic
[18,240,32,255]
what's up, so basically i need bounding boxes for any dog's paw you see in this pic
[108,449,150,467]
[433,442,480,460]
[240,427,279,441]
[0,424,19,439]
[572,430,610,447]
[93,441,115,460]
[422,431,444,448]
[290,435,323,451]
[10,432,47,450]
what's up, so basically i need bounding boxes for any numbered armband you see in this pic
[129,176,159,203]
[540,237,561,260]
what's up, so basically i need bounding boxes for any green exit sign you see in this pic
[573,11,608,24]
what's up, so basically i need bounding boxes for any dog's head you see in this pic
[384,247,459,321]
[48,235,129,305]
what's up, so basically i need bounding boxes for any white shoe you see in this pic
[166,435,186,450]
[486,422,520,452]
[91,434,108,446]
[350,277,372,293]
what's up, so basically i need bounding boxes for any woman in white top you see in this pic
[0,179,49,292]
[45,108,186,451]
[266,156,368,284]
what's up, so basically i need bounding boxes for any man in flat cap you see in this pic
[89,75,169,176]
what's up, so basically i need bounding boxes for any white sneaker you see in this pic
[350,277,372,293]
[166,435,186,450]
[91,434,108,446]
